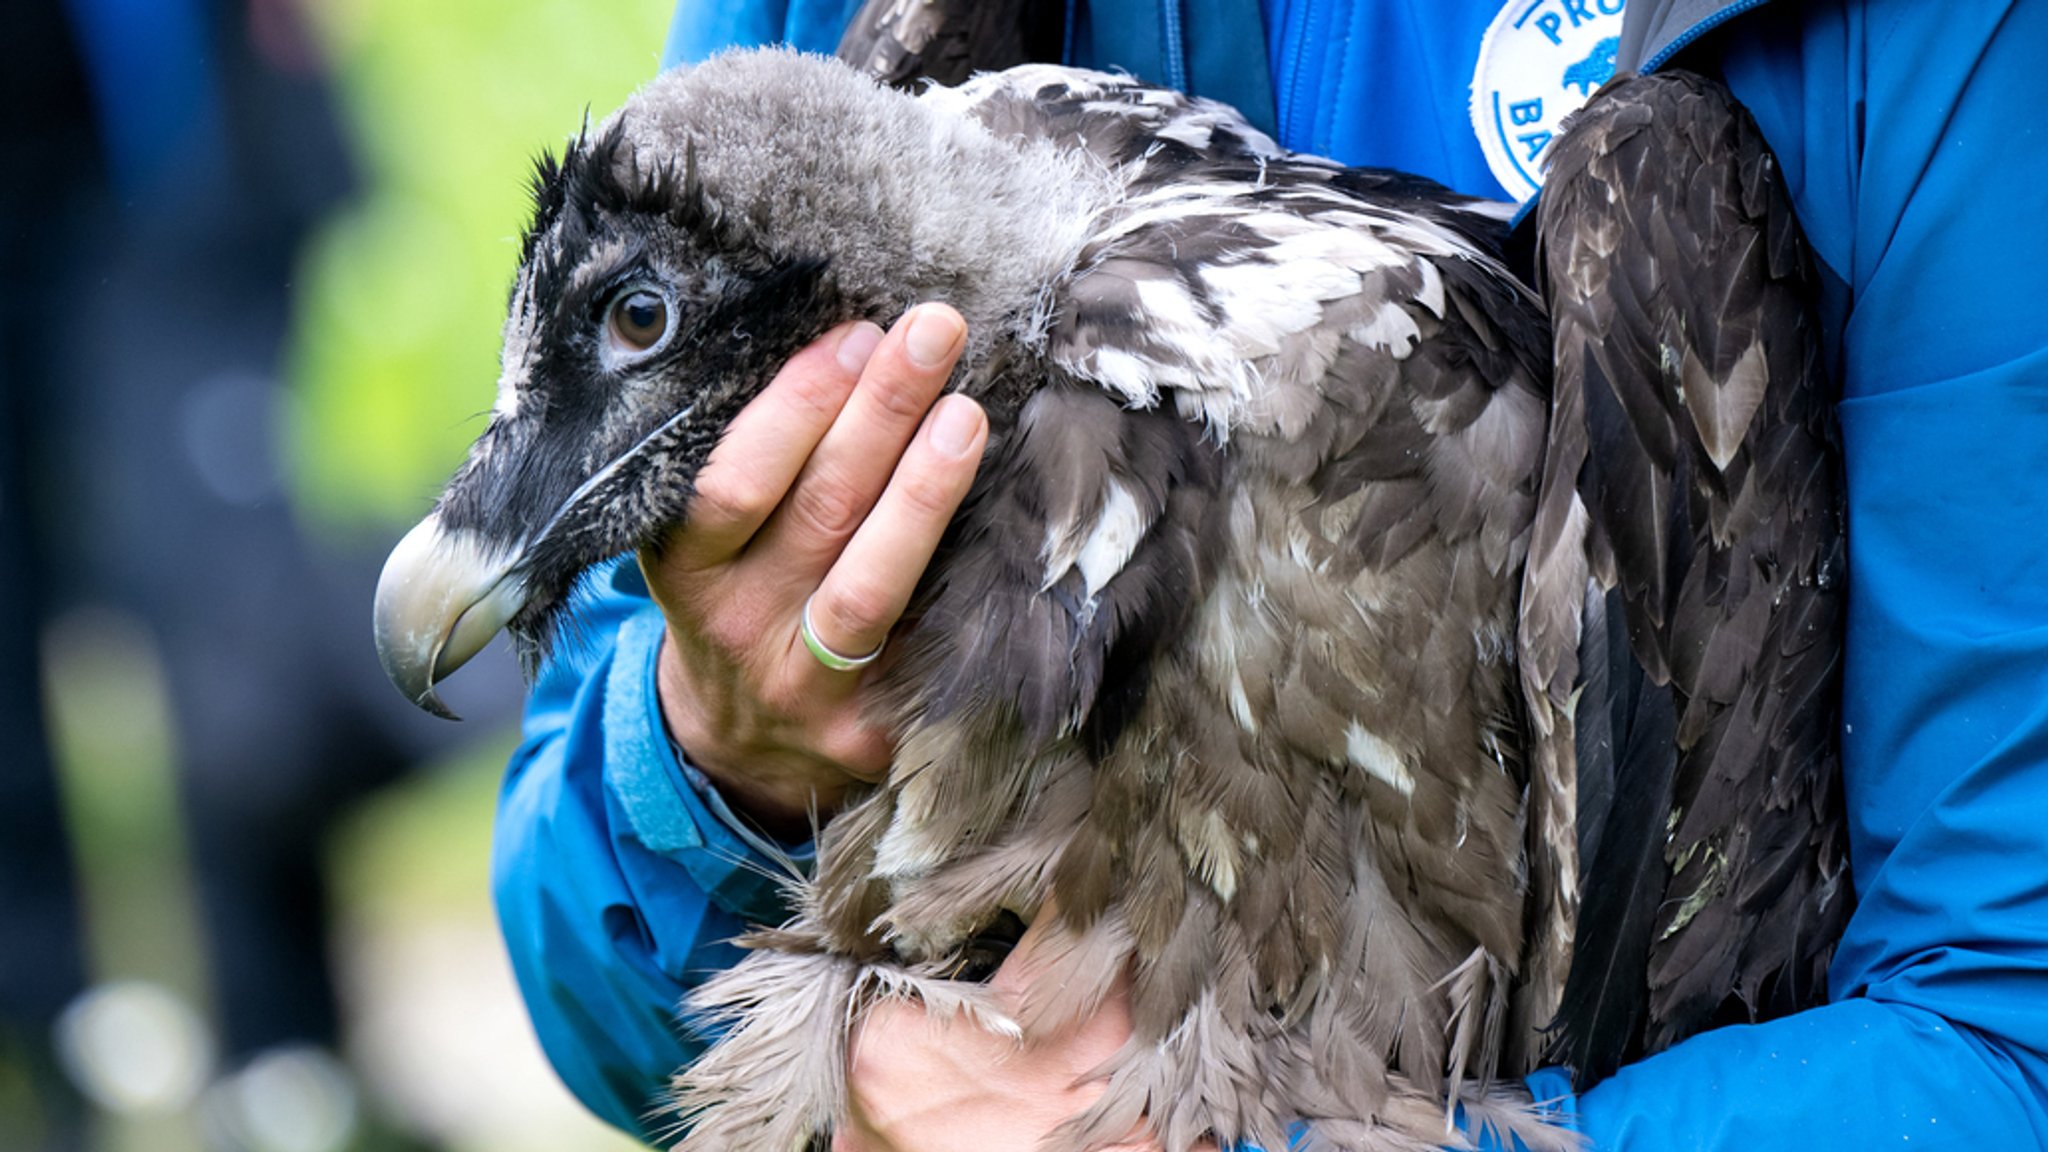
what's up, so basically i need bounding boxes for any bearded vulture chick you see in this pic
[373,49,1846,1151]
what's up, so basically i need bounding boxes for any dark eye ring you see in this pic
[605,286,672,358]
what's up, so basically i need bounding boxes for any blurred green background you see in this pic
[291,0,668,531]
[19,1,675,1150]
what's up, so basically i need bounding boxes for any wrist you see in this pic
[653,630,853,839]
[687,753,844,843]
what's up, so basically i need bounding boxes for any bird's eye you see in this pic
[605,288,672,357]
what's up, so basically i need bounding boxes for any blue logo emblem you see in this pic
[1563,36,1620,95]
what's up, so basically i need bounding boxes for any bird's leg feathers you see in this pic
[669,922,1028,1152]
[666,947,860,1152]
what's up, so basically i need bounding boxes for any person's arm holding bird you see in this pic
[487,2,2048,1150]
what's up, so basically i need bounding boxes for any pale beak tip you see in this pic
[373,513,526,718]
[414,687,462,722]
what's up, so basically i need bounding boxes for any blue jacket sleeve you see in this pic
[492,560,809,1139]
[1558,1,2048,1144]
[660,0,863,71]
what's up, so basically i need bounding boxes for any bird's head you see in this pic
[373,48,1104,716]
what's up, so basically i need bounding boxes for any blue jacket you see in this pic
[493,0,2048,1144]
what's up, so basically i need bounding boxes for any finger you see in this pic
[805,393,988,663]
[752,303,966,571]
[666,320,886,570]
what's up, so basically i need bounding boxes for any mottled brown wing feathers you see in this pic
[1527,70,1851,1086]
[895,381,1230,755]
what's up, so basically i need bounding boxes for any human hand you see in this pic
[833,909,1215,1152]
[638,304,987,840]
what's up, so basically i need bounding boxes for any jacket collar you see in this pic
[1619,0,1779,73]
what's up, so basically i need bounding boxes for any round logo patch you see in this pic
[1469,0,1628,202]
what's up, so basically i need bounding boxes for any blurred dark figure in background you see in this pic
[1,1,517,1149]
[0,7,104,1148]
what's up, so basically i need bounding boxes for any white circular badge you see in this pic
[1470,0,1628,202]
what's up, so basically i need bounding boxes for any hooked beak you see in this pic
[373,513,529,719]
[374,400,704,716]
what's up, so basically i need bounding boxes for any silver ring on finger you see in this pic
[800,593,885,672]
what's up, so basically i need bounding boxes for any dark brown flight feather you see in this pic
[837,0,1064,89]
[1523,70,1852,1087]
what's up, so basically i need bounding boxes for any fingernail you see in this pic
[904,305,964,369]
[835,321,884,373]
[930,395,983,459]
